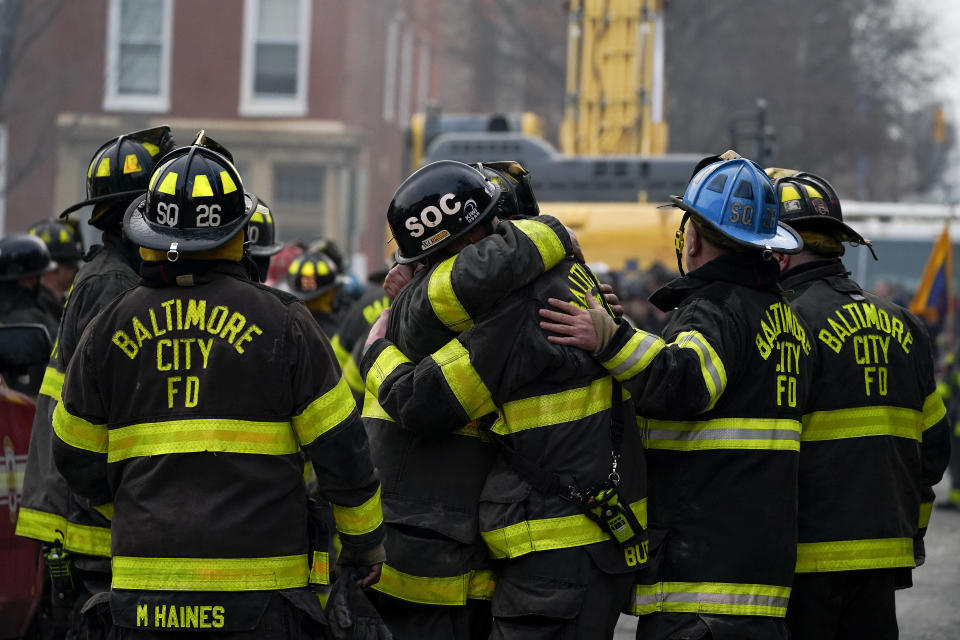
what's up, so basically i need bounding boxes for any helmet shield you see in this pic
[61,125,176,218]
[124,145,257,252]
[387,160,501,264]
[671,157,802,254]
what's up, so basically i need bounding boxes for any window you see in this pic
[104,0,173,112]
[273,163,325,204]
[241,0,311,116]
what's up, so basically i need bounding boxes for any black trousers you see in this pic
[366,591,491,640]
[634,613,789,640]
[786,570,898,640]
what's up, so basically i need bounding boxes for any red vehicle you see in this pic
[0,324,52,640]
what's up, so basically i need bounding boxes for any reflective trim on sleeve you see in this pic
[342,353,364,394]
[293,377,357,447]
[801,406,923,442]
[15,508,112,557]
[428,256,474,332]
[39,366,65,401]
[309,551,330,586]
[628,582,791,617]
[481,499,646,559]
[919,501,933,529]
[673,331,727,410]
[111,554,310,591]
[361,389,395,423]
[53,403,108,454]
[108,419,299,462]
[511,218,567,268]
[644,418,800,452]
[365,345,412,399]
[602,330,665,381]
[431,339,496,419]
[93,503,114,520]
[372,565,496,606]
[329,334,351,370]
[922,390,947,430]
[332,486,384,537]
[796,538,914,573]
[492,377,612,435]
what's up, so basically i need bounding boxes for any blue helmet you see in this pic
[671,158,802,254]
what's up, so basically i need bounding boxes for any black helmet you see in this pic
[0,234,56,281]
[60,126,175,222]
[387,160,501,264]
[246,200,284,257]
[770,171,871,249]
[471,161,539,218]
[123,144,257,254]
[287,246,341,301]
[28,219,82,263]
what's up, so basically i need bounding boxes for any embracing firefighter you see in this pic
[50,139,385,638]
[767,169,950,640]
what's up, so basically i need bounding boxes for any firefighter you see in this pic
[330,277,390,398]
[938,350,960,510]
[765,169,950,640]
[50,141,384,638]
[0,233,58,395]
[540,154,812,639]
[245,199,284,283]
[27,219,83,321]
[357,160,577,639]
[16,127,176,637]
[288,243,345,337]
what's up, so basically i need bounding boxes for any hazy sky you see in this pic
[926,1,960,122]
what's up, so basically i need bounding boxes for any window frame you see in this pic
[103,0,173,113]
[239,0,312,117]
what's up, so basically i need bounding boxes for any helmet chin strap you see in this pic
[674,212,689,277]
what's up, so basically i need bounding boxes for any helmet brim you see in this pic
[59,189,147,219]
[780,215,870,247]
[394,183,502,265]
[248,241,285,258]
[123,193,258,252]
[669,196,804,254]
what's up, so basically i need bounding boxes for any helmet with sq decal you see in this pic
[387,160,501,264]
[123,142,257,254]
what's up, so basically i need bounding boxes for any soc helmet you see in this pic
[387,160,501,264]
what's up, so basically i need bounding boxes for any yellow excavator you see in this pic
[404,0,691,272]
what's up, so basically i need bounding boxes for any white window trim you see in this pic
[103,0,173,113]
[382,14,402,123]
[239,0,311,118]
[0,123,7,234]
[416,36,431,112]
[397,28,414,128]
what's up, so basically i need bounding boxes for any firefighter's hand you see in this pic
[540,294,613,352]
[352,563,383,588]
[564,226,585,263]
[600,283,623,317]
[384,264,414,298]
[364,309,390,348]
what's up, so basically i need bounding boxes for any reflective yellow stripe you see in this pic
[644,417,800,451]
[481,499,646,559]
[112,555,310,591]
[108,419,298,462]
[511,218,567,268]
[309,551,329,585]
[629,581,790,617]
[94,503,114,520]
[373,565,496,605]
[428,256,473,332]
[801,406,922,442]
[53,403,108,454]
[343,353,364,394]
[293,377,357,446]
[949,488,960,505]
[39,366,64,401]
[365,345,411,399]
[332,487,383,536]
[361,389,395,422]
[919,501,933,529]
[451,420,485,438]
[431,339,496,419]
[492,377,612,435]
[922,391,946,430]
[602,330,665,381]
[330,334,351,370]
[673,331,727,410]
[937,380,951,400]
[795,538,914,573]
[15,508,111,556]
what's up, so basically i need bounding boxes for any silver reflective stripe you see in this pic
[634,590,789,610]
[676,332,725,397]
[609,333,663,378]
[648,427,798,444]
